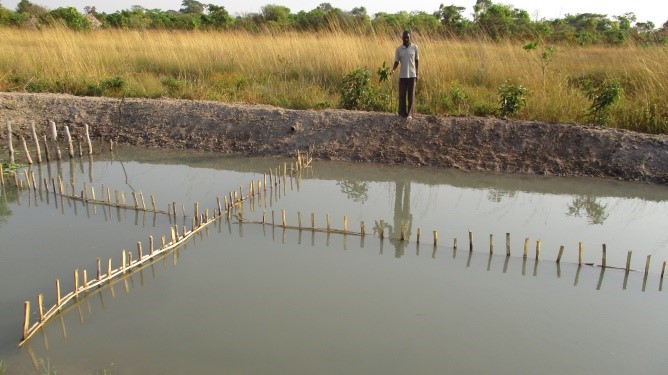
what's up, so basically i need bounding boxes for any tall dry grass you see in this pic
[0,27,666,133]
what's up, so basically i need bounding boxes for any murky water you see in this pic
[1,146,667,374]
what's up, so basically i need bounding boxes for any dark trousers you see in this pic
[398,78,416,117]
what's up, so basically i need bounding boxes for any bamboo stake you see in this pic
[149,236,154,256]
[30,121,42,163]
[64,126,74,158]
[132,192,138,209]
[296,211,302,229]
[311,213,315,229]
[84,124,93,155]
[161,236,166,249]
[108,259,112,278]
[282,209,286,228]
[578,242,584,265]
[535,240,541,260]
[22,301,30,340]
[7,121,15,164]
[38,294,44,322]
[662,261,666,279]
[216,196,222,217]
[74,269,79,300]
[602,244,607,268]
[556,245,564,263]
[137,242,143,260]
[21,136,33,164]
[83,270,88,288]
[122,250,127,273]
[140,192,146,210]
[468,230,473,251]
[644,255,651,277]
[97,258,101,280]
[454,238,457,250]
[523,237,529,258]
[433,230,438,246]
[361,221,365,236]
[626,251,632,273]
[56,279,61,306]
[344,216,348,234]
[505,233,510,256]
[379,220,384,239]
[489,234,493,254]
[42,135,50,161]
[151,195,157,212]
[416,228,421,244]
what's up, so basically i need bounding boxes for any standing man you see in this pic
[392,30,419,119]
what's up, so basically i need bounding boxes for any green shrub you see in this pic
[472,100,496,116]
[582,79,622,125]
[498,81,527,117]
[338,68,389,111]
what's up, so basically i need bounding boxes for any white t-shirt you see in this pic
[394,43,419,78]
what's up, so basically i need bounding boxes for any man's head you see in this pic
[402,31,411,46]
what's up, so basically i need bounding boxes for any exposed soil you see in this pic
[1,92,667,184]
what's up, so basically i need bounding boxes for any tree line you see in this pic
[1,0,666,45]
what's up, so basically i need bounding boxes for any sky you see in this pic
[2,0,666,28]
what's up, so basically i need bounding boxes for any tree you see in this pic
[180,0,204,15]
[261,4,290,23]
[48,7,90,30]
[203,4,232,29]
[16,0,46,16]
[84,6,97,15]
[435,4,467,33]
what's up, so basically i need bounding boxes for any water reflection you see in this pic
[567,195,609,224]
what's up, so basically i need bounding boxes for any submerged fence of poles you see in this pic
[4,119,667,348]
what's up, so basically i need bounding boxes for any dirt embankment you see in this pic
[1,92,667,184]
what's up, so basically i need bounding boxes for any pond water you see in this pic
[1,147,667,374]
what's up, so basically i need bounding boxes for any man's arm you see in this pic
[392,61,399,74]
[415,59,419,80]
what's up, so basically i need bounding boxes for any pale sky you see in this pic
[2,0,666,28]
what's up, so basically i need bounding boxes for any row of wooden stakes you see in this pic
[17,151,312,346]
[5,120,94,165]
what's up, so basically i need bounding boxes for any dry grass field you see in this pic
[1,28,666,133]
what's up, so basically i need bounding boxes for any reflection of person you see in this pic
[391,30,419,119]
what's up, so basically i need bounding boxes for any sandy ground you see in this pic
[1,92,667,184]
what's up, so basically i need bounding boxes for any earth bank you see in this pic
[1,92,667,184]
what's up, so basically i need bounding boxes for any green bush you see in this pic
[338,68,389,111]
[581,79,622,125]
[498,81,528,117]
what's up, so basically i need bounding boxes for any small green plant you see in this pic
[581,79,622,125]
[339,68,371,110]
[498,81,527,117]
[523,40,556,93]
[2,162,28,174]
[376,61,391,83]
[472,100,496,116]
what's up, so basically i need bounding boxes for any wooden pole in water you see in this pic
[644,255,651,277]
[523,238,529,258]
[344,216,348,234]
[83,270,88,288]
[38,294,44,322]
[626,251,632,273]
[556,245,564,263]
[140,192,146,210]
[298,212,302,228]
[56,279,61,307]
[489,234,493,254]
[216,196,222,217]
[662,261,666,279]
[535,240,541,260]
[85,124,93,155]
[42,135,50,161]
[49,120,62,160]
[109,139,113,152]
[454,238,457,250]
[602,244,607,268]
[108,259,112,278]
[64,126,74,158]
[22,301,30,341]
[311,213,315,229]
[361,221,365,236]
[433,231,438,246]
[502,233,509,256]
[379,220,384,239]
[74,269,79,300]
[578,242,584,265]
[151,195,157,212]
[97,258,101,280]
[149,236,154,256]
[31,121,42,163]
[282,209,286,228]
[469,230,473,251]
[7,121,15,164]
[21,136,33,164]
[122,250,127,273]
[132,192,138,209]
[416,228,421,244]
[326,214,331,232]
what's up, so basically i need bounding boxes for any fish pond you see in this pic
[1,146,667,374]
